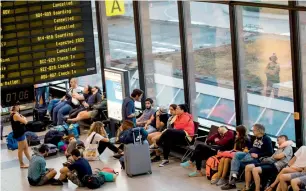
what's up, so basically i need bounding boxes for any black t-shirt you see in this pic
[150,112,169,130]
[68,158,92,182]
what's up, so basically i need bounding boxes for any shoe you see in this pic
[159,160,169,167]
[211,178,220,184]
[216,178,227,186]
[151,156,161,162]
[149,144,159,150]
[51,180,64,185]
[180,161,191,168]
[229,177,237,185]
[62,178,68,183]
[150,151,156,157]
[113,153,123,159]
[188,171,203,177]
[221,183,236,190]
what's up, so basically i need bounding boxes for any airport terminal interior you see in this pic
[1,0,306,191]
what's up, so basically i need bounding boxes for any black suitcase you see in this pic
[33,105,47,121]
[26,121,46,132]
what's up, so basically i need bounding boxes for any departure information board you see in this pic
[0,1,96,88]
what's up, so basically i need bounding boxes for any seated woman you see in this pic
[67,86,103,123]
[211,125,251,186]
[144,105,169,135]
[10,103,31,168]
[85,121,122,157]
[148,104,176,153]
[68,85,92,119]
[151,104,195,167]
[180,125,235,177]
[265,146,306,191]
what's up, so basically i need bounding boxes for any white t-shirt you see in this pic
[292,146,306,168]
[85,132,105,147]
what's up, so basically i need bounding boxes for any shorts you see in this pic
[146,125,157,134]
[291,172,306,187]
[16,135,26,142]
[89,110,98,118]
[68,172,84,187]
[255,163,278,175]
[28,175,48,186]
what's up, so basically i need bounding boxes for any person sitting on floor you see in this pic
[136,98,156,127]
[265,146,306,191]
[211,125,251,186]
[290,171,306,191]
[242,135,293,191]
[180,125,235,177]
[55,149,92,187]
[67,86,103,123]
[85,121,123,158]
[28,144,58,186]
[144,106,169,134]
[148,104,177,154]
[221,124,273,190]
[151,104,194,167]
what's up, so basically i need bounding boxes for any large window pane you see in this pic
[278,115,295,141]
[190,2,235,127]
[300,11,306,144]
[237,7,294,139]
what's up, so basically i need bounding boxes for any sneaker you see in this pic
[159,160,169,167]
[113,153,123,159]
[51,179,64,185]
[221,183,236,190]
[150,151,156,157]
[216,178,227,186]
[211,178,220,184]
[151,156,161,162]
[180,161,191,168]
[62,178,68,183]
[149,144,159,150]
[188,171,203,177]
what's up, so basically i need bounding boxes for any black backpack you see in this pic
[82,174,105,189]
[44,130,65,146]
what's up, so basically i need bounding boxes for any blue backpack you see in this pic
[7,132,18,150]
[65,123,80,138]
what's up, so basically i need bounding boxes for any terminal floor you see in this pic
[1,121,243,191]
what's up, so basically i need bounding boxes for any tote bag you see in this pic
[83,133,99,161]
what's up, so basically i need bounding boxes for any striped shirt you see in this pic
[28,154,46,181]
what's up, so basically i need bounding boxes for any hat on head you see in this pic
[159,106,168,114]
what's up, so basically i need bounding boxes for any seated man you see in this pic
[266,146,306,191]
[136,98,155,127]
[55,149,92,187]
[180,125,235,177]
[222,124,273,190]
[243,135,293,191]
[144,106,169,134]
[28,144,58,186]
[291,172,306,191]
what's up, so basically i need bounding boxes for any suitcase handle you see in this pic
[132,128,143,145]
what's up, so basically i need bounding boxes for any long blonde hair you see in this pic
[88,121,108,138]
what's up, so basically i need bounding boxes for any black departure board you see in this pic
[0,1,96,88]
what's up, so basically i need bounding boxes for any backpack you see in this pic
[26,121,46,132]
[44,130,65,146]
[7,132,18,150]
[24,131,40,146]
[82,174,105,189]
[206,156,220,180]
[66,123,79,138]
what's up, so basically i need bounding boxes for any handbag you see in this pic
[217,150,236,159]
[83,133,99,161]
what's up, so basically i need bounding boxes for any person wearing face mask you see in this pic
[136,98,155,127]
[180,125,235,177]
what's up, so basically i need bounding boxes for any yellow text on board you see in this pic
[105,0,125,16]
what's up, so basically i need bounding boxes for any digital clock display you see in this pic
[0,1,96,88]
[1,85,35,107]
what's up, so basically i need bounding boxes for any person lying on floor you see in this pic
[54,149,92,187]
[180,125,235,177]
[136,98,156,127]
[28,144,59,186]
[242,135,293,191]
[148,104,177,157]
[265,146,306,191]
[210,125,251,185]
[67,86,102,123]
[221,124,273,190]
[85,121,123,159]
[151,104,194,167]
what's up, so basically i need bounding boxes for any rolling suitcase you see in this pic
[124,128,152,177]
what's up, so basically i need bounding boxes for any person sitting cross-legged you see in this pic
[54,149,92,187]
[242,135,293,191]
[221,124,273,190]
[28,144,58,186]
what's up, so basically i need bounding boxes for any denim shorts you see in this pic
[16,135,26,142]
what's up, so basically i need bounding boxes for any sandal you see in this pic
[264,185,274,191]
[20,165,29,169]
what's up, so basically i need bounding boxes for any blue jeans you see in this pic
[52,101,72,125]
[48,99,60,113]
[230,152,259,176]
[146,125,157,134]
[35,86,49,106]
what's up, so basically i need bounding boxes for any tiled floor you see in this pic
[0,123,239,191]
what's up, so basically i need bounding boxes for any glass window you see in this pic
[278,114,295,141]
[142,1,184,107]
[237,6,295,138]
[233,0,287,5]
[247,105,264,127]
[190,2,235,127]
[300,11,306,144]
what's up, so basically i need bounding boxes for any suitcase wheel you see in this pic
[127,174,133,177]
[148,171,152,174]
